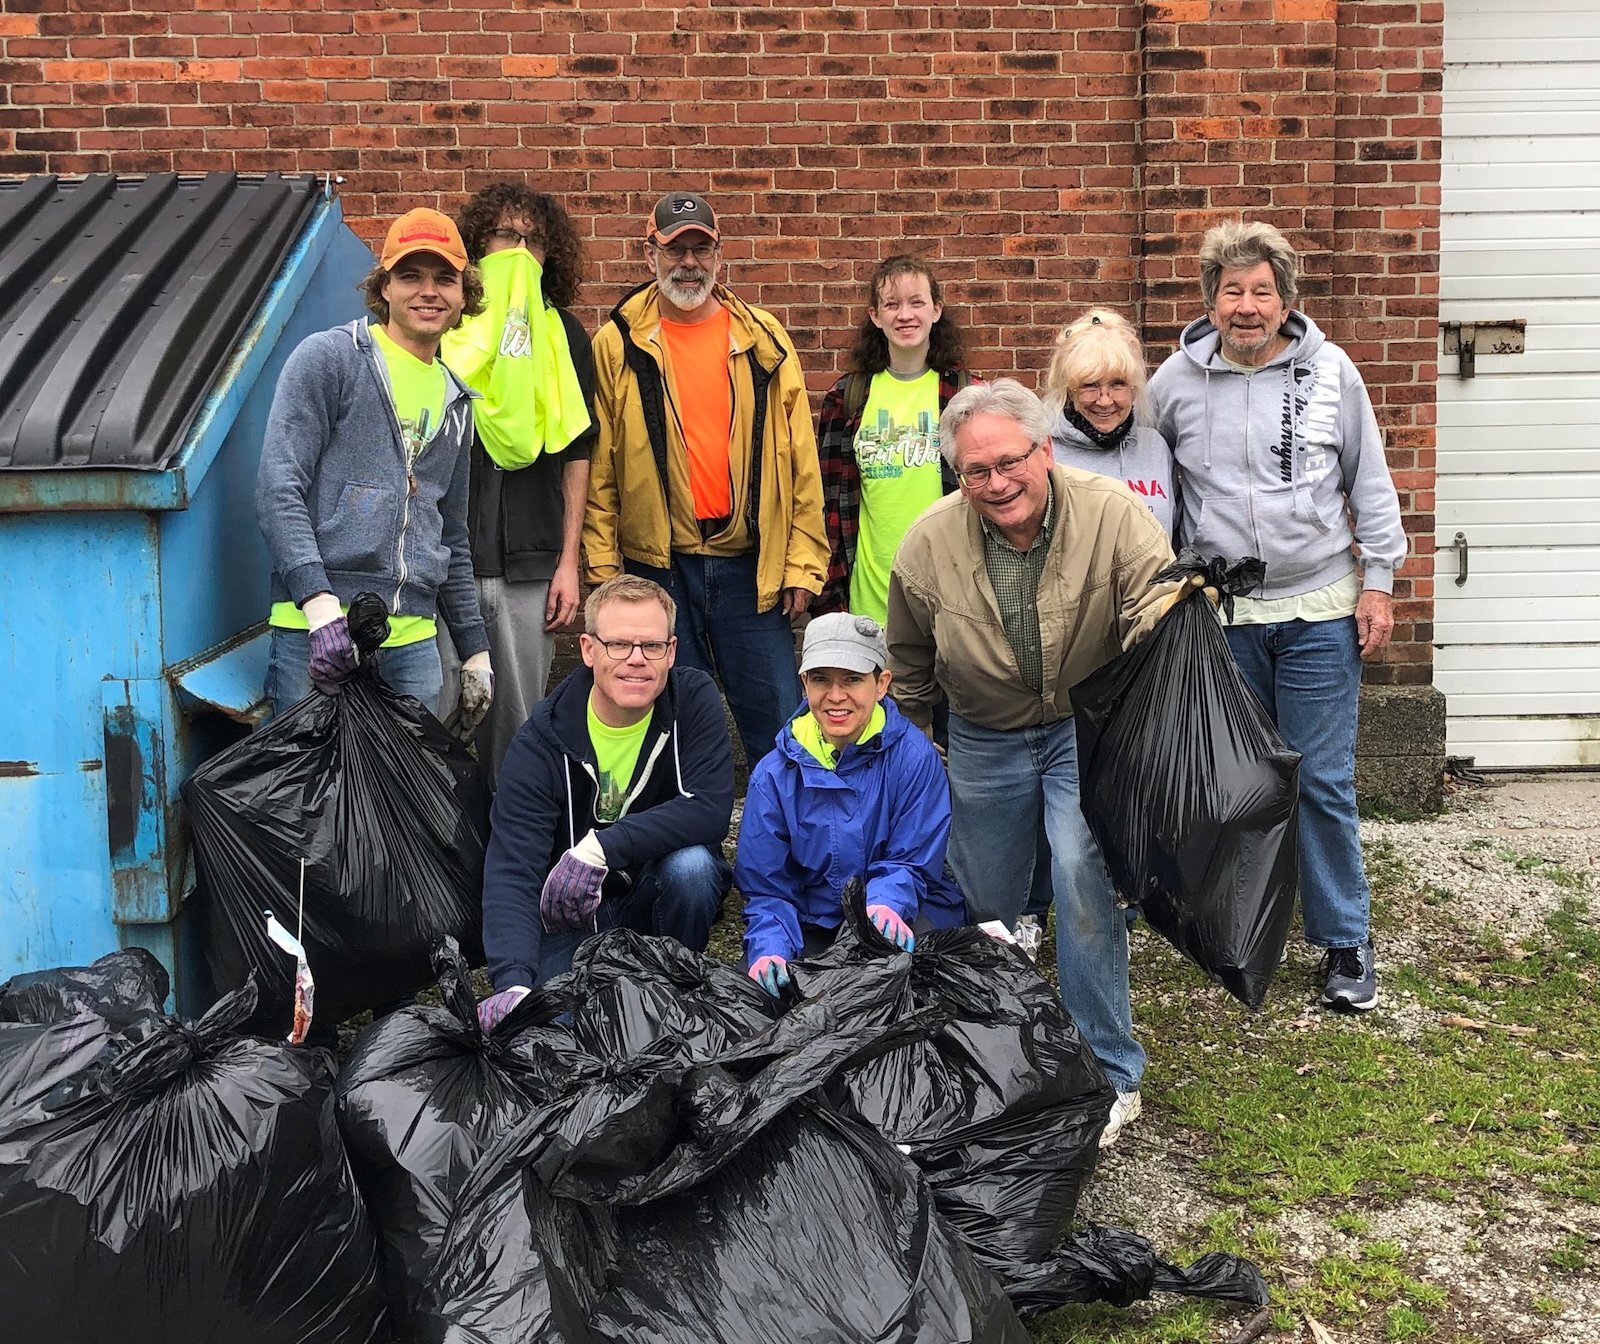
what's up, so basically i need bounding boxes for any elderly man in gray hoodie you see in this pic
[1150,219,1406,1015]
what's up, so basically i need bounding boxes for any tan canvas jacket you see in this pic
[887,464,1178,732]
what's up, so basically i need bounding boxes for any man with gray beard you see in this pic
[585,192,827,766]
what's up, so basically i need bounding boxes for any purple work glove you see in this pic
[866,904,916,952]
[540,847,608,934]
[749,955,790,997]
[477,986,529,1033]
[307,616,359,694]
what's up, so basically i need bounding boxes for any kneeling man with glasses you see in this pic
[478,575,735,1027]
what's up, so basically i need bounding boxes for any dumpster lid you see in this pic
[0,173,322,473]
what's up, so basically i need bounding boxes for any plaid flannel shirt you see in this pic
[814,366,972,614]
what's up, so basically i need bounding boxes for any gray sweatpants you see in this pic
[438,575,554,790]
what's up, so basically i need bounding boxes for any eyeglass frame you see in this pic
[649,238,720,264]
[487,226,537,248]
[953,441,1044,489]
[593,636,676,661]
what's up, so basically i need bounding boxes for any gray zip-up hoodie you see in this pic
[1148,310,1405,599]
[1049,416,1178,540]
[256,320,488,659]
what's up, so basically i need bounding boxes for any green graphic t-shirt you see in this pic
[851,369,944,624]
[267,321,446,648]
[371,320,447,467]
[588,696,654,822]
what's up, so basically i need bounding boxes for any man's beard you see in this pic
[660,268,711,309]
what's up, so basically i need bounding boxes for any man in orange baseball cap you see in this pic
[256,205,495,736]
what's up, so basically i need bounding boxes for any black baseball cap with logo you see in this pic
[647,192,720,245]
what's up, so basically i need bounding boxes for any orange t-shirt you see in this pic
[661,308,733,521]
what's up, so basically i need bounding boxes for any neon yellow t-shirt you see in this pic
[790,702,886,770]
[269,322,446,647]
[851,369,944,624]
[588,696,654,822]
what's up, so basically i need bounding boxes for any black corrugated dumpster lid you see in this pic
[0,172,321,472]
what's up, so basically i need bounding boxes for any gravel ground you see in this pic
[1076,773,1600,1343]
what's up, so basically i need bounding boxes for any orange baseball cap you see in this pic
[380,208,468,271]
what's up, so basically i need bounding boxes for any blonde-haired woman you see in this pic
[1043,307,1177,539]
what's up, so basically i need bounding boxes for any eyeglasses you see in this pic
[488,227,534,248]
[955,442,1042,489]
[653,241,718,263]
[596,637,673,661]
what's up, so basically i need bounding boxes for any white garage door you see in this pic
[1437,0,1600,769]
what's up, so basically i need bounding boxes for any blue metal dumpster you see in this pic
[0,172,375,1010]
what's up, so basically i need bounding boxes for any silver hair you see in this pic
[1199,219,1299,311]
[939,377,1051,466]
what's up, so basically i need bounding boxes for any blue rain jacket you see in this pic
[737,696,966,964]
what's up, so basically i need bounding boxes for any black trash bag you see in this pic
[336,939,583,1335]
[417,928,1024,1343]
[792,884,1270,1314]
[792,884,1115,1267]
[0,946,169,1026]
[0,979,387,1343]
[1005,1224,1270,1314]
[532,1103,1027,1344]
[1073,550,1301,1008]
[184,592,490,1032]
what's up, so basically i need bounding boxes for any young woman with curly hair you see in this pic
[814,255,977,620]
[438,183,598,786]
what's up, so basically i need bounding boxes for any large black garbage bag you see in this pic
[336,939,583,1335]
[184,592,490,1031]
[0,946,169,1025]
[417,929,1025,1343]
[793,888,1115,1266]
[1073,550,1301,1008]
[532,1102,1026,1344]
[794,884,1270,1314]
[0,980,387,1343]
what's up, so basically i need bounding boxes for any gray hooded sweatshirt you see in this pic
[256,320,488,659]
[1148,310,1405,600]
[1049,416,1178,540]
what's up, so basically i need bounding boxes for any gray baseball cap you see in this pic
[799,613,888,676]
[647,191,720,245]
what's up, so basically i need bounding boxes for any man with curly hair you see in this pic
[440,184,597,784]
[256,207,492,722]
[584,191,827,768]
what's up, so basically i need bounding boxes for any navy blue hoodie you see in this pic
[482,665,734,989]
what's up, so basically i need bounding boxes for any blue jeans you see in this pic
[945,712,1143,1093]
[264,627,443,721]
[1224,615,1369,949]
[536,844,733,983]
[624,552,798,767]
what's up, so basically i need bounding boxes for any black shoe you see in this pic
[1321,941,1379,1012]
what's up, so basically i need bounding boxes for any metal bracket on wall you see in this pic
[1441,319,1525,379]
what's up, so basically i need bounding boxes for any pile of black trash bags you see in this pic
[0,913,1267,1344]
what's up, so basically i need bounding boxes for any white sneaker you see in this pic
[1099,1090,1142,1149]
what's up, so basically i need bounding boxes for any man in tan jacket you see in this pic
[584,192,827,766]
[887,378,1175,1148]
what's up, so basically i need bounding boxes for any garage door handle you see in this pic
[1452,531,1469,587]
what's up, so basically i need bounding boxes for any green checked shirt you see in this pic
[979,483,1056,694]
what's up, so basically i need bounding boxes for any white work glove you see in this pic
[457,651,494,735]
[301,592,344,630]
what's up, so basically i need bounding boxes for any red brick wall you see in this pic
[0,0,1440,679]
